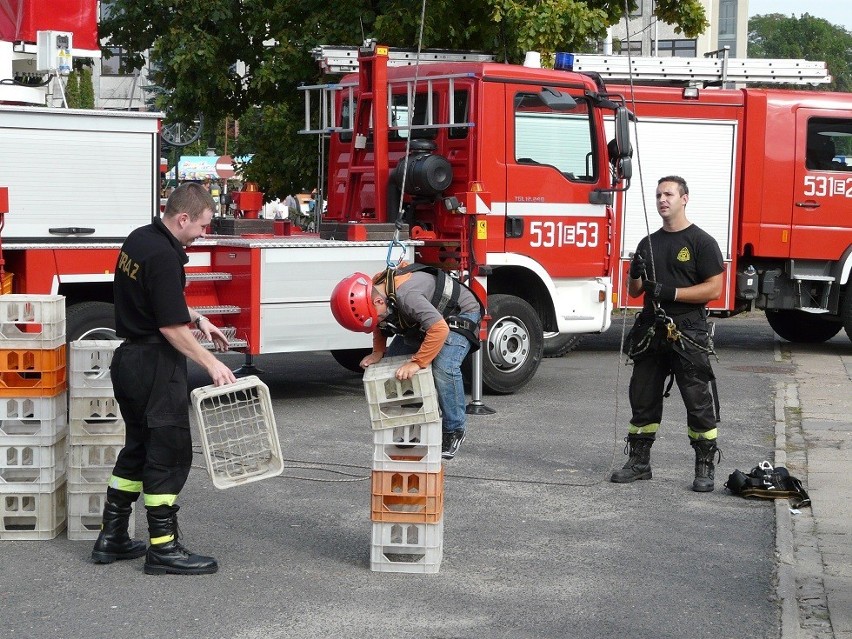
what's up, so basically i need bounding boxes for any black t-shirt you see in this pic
[636,224,724,317]
[113,217,191,338]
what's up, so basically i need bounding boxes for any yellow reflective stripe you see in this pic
[628,423,659,435]
[150,534,175,545]
[689,428,718,441]
[144,494,179,508]
[108,475,143,493]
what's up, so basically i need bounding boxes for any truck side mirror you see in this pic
[613,106,632,160]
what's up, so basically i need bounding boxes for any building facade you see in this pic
[605,0,749,58]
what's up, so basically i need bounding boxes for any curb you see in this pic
[775,382,801,639]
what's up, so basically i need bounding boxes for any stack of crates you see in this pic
[66,340,127,541]
[0,295,68,540]
[363,355,444,573]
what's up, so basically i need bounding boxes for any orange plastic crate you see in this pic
[0,369,66,397]
[0,346,65,372]
[371,467,444,498]
[370,493,444,523]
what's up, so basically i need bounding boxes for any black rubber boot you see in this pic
[691,440,721,493]
[91,501,146,564]
[611,436,654,483]
[144,509,218,575]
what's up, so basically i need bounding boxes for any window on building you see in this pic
[653,39,697,57]
[628,0,642,17]
[101,46,132,76]
[718,0,738,54]
[600,40,642,55]
[514,91,596,182]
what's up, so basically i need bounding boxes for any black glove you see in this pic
[629,252,646,280]
[642,279,677,302]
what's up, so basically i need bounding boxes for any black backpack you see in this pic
[725,461,811,509]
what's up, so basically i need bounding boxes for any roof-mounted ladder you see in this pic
[560,51,831,85]
[311,43,494,74]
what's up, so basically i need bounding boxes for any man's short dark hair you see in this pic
[658,175,689,196]
[164,182,216,221]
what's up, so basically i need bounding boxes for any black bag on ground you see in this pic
[725,461,811,508]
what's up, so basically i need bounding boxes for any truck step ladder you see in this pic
[560,52,831,85]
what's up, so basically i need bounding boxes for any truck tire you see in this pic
[330,348,370,373]
[543,332,583,358]
[842,290,852,343]
[765,309,841,343]
[67,302,117,341]
[480,294,543,394]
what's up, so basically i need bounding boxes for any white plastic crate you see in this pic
[0,437,67,491]
[370,519,444,574]
[69,395,122,422]
[66,488,137,541]
[190,375,284,490]
[69,395,125,445]
[0,394,68,445]
[69,340,122,395]
[363,356,440,430]
[0,294,65,347]
[67,443,121,485]
[372,421,442,472]
[0,484,67,540]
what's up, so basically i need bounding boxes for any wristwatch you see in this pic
[194,315,207,329]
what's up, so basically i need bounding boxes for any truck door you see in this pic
[503,85,609,277]
[793,109,852,260]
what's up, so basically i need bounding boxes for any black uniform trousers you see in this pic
[628,313,718,441]
[108,340,192,513]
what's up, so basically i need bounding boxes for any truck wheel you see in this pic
[842,290,852,343]
[481,294,543,394]
[330,348,370,373]
[543,332,583,358]
[765,309,841,343]
[67,302,117,341]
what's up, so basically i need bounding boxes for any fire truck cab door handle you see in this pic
[505,217,524,238]
[49,227,96,235]
[795,201,820,209]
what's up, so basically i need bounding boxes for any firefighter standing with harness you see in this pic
[613,176,725,492]
[331,264,482,459]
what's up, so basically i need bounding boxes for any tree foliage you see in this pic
[748,13,852,92]
[102,0,706,199]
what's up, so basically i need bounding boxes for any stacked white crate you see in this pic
[363,355,444,573]
[66,340,128,541]
[0,295,68,540]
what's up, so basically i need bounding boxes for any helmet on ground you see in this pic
[330,272,377,333]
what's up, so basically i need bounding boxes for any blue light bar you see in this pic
[554,52,575,71]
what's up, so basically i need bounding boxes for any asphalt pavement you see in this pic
[0,314,848,639]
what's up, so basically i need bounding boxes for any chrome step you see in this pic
[191,327,248,351]
[194,305,241,315]
[798,307,830,314]
[186,272,233,282]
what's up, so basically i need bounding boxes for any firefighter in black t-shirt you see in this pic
[91,182,236,575]
[613,176,725,492]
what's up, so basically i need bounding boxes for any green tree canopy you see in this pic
[748,13,852,92]
[102,0,707,199]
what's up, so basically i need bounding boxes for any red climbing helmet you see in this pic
[329,272,378,333]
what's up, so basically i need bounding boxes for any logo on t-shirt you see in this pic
[676,247,691,262]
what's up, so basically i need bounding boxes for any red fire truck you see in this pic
[295,43,851,392]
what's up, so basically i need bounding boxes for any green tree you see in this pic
[101,0,707,199]
[748,13,852,92]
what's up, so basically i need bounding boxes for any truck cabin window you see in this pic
[514,91,596,182]
[806,118,852,171]
[390,92,438,140]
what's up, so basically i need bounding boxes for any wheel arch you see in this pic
[485,260,557,333]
